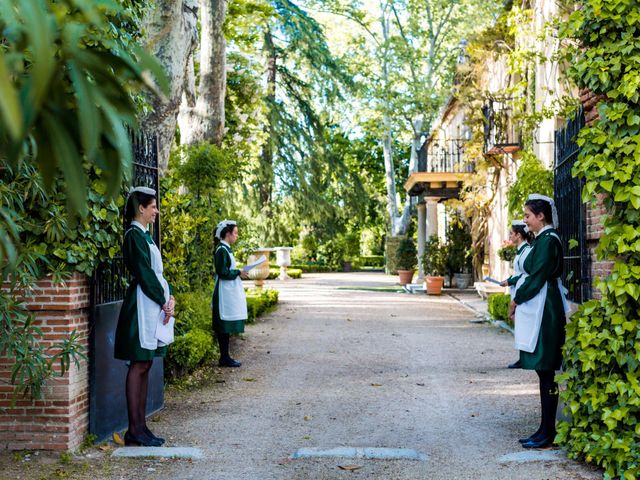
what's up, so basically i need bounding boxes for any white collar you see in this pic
[220,240,231,248]
[131,220,149,232]
[535,225,553,237]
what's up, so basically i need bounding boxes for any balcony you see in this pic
[405,139,475,198]
[482,99,521,155]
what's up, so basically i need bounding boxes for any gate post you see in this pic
[0,274,90,450]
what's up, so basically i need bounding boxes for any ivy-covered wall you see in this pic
[557,1,640,478]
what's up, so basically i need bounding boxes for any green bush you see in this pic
[423,237,447,276]
[359,255,385,267]
[267,268,302,279]
[488,293,511,324]
[245,288,279,322]
[168,328,216,374]
[396,237,418,271]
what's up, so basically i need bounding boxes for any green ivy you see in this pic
[506,151,554,221]
[557,1,640,478]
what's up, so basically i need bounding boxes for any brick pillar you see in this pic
[579,88,614,297]
[0,273,90,450]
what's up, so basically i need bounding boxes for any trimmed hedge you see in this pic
[358,255,384,268]
[267,268,302,279]
[246,288,279,322]
[167,287,279,377]
[488,293,511,325]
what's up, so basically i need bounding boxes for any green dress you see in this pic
[513,228,565,371]
[114,224,168,361]
[212,243,246,334]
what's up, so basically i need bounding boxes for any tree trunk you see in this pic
[179,0,227,146]
[140,0,199,171]
[259,29,277,206]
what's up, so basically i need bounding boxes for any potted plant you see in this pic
[423,236,447,294]
[445,213,473,289]
[395,237,417,285]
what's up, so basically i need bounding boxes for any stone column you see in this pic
[416,201,427,281]
[426,197,440,239]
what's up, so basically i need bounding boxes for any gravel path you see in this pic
[126,272,599,480]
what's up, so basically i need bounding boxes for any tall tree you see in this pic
[179,0,228,146]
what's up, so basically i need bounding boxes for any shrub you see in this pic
[168,329,216,375]
[423,237,447,276]
[395,238,417,271]
[245,288,279,322]
[445,212,472,278]
[359,255,385,268]
[267,268,302,279]
[488,294,511,324]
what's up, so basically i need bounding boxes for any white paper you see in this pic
[483,276,503,285]
[242,255,267,272]
[156,311,175,345]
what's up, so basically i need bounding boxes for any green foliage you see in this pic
[423,236,447,277]
[359,255,385,268]
[317,232,360,269]
[0,0,166,221]
[488,293,511,324]
[395,237,417,271]
[168,328,216,374]
[445,212,472,277]
[245,288,279,322]
[497,241,517,262]
[267,268,302,279]
[506,152,554,220]
[161,144,240,293]
[556,1,640,478]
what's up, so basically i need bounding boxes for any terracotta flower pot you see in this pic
[397,269,414,285]
[425,276,444,295]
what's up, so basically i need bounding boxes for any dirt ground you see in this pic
[0,272,603,480]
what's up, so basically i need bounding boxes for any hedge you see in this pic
[246,288,279,322]
[267,268,302,279]
[488,293,511,325]
[358,255,385,267]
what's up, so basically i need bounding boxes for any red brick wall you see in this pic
[0,273,90,450]
[579,88,613,298]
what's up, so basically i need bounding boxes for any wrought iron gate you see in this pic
[89,132,164,441]
[554,107,591,303]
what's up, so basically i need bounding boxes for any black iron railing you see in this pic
[554,106,590,303]
[91,131,160,306]
[418,139,474,173]
[482,99,521,155]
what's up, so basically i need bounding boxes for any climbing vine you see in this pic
[555,1,640,478]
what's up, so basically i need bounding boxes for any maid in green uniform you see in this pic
[212,220,249,367]
[501,220,533,369]
[114,187,175,446]
[509,194,569,448]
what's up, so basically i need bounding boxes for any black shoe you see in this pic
[124,431,163,447]
[508,360,522,369]
[518,432,542,444]
[218,358,242,368]
[144,426,165,445]
[521,434,555,449]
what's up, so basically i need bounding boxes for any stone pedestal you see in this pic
[426,197,440,239]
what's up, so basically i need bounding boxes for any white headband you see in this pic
[215,219,237,239]
[126,186,156,207]
[511,220,529,233]
[528,193,558,228]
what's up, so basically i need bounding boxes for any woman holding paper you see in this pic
[115,187,174,447]
[501,220,533,369]
[212,220,249,367]
[509,194,569,449]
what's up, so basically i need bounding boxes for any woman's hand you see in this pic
[500,280,508,287]
[509,301,516,321]
[240,270,249,279]
[162,296,175,322]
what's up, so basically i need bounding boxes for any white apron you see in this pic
[134,232,173,349]
[216,246,248,321]
[509,244,532,298]
[514,233,570,353]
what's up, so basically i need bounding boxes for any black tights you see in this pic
[216,332,231,361]
[534,369,558,438]
[126,361,152,436]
